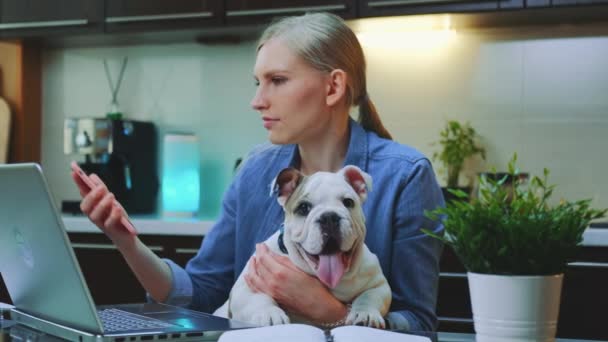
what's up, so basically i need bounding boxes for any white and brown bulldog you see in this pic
[215,165,391,328]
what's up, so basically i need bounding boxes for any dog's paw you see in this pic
[345,308,386,329]
[250,307,290,326]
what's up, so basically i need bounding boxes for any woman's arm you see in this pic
[72,170,173,302]
[387,158,445,331]
[119,238,173,302]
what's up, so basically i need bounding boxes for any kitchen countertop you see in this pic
[580,228,608,247]
[62,215,214,236]
[62,215,608,246]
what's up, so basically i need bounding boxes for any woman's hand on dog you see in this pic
[245,243,348,324]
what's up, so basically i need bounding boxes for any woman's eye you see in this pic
[254,80,260,87]
[271,77,286,85]
[295,202,312,216]
[342,198,355,208]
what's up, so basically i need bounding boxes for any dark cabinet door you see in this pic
[68,233,203,305]
[72,242,151,305]
[225,0,357,26]
[360,0,522,17]
[557,249,608,340]
[104,0,222,33]
[0,0,103,38]
[436,246,474,334]
[154,235,203,268]
[551,0,608,6]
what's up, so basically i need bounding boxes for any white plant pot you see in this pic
[468,272,564,342]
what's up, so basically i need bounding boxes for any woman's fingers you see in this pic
[70,171,90,197]
[79,184,106,215]
[254,244,276,278]
[104,202,123,230]
[89,192,115,225]
[245,257,260,292]
[256,243,299,274]
[244,274,258,293]
[89,174,107,188]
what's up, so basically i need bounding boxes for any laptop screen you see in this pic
[0,163,103,333]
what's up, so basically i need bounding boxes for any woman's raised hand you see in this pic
[70,161,137,247]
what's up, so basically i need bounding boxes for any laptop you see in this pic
[0,163,253,341]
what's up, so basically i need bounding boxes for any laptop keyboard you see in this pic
[98,308,176,332]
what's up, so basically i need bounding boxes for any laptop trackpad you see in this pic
[144,311,228,328]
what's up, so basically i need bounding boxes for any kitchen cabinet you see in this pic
[436,245,608,340]
[557,248,608,340]
[527,0,608,7]
[69,232,203,305]
[104,0,222,33]
[224,0,357,26]
[436,246,474,334]
[551,0,608,6]
[0,0,103,38]
[525,0,551,7]
[359,0,523,18]
[0,0,606,41]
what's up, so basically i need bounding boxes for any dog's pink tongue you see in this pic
[317,253,345,289]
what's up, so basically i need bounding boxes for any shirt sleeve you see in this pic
[387,158,445,332]
[160,172,241,313]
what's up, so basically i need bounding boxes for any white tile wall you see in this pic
[42,42,265,218]
[41,19,608,218]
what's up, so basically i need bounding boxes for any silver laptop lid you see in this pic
[0,163,104,334]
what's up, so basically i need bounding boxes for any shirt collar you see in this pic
[283,117,369,172]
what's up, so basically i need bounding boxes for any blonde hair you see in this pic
[257,12,392,140]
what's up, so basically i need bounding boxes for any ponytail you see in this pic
[358,93,392,140]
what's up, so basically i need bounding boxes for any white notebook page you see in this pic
[332,325,431,342]
[218,324,324,342]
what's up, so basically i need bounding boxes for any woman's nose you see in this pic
[250,88,268,111]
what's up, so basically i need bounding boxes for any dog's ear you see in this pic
[340,165,372,202]
[271,167,303,207]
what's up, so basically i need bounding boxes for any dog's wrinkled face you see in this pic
[271,166,372,289]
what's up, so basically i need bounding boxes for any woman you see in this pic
[73,12,444,332]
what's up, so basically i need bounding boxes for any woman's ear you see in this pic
[326,69,348,107]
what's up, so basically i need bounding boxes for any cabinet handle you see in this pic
[367,0,481,7]
[106,12,213,24]
[438,316,474,323]
[0,19,88,30]
[72,242,163,252]
[568,261,608,269]
[175,248,199,254]
[439,272,468,278]
[226,4,347,17]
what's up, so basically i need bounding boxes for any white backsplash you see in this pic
[41,20,608,218]
[42,41,265,218]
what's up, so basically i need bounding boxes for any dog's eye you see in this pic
[294,201,312,216]
[342,198,355,208]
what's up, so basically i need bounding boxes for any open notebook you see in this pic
[217,323,431,342]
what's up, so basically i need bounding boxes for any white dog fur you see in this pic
[214,165,391,328]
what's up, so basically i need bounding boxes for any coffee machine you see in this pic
[64,118,158,214]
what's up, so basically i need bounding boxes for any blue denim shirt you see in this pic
[162,118,445,331]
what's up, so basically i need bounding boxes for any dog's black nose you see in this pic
[319,212,342,255]
[319,212,341,227]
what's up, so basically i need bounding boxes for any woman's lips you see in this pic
[262,117,279,129]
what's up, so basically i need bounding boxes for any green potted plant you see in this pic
[424,154,607,342]
[432,120,485,199]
